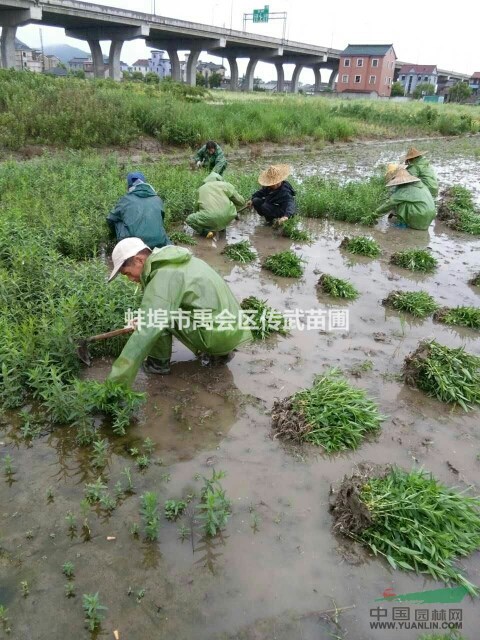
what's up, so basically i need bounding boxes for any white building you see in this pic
[148,50,171,78]
[397,64,438,95]
[131,59,149,75]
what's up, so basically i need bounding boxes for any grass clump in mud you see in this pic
[83,592,107,631]
[271,370,384,453]
[317,274,359,300]
[383,290,438,318]
[240,296,288,340]
[263,250,304,278]
[221,240,256,263]
[438,185,480,235]
[280,217,312,242]
[434,306,480,330]
[340,235,381,258]
[404,340,480,410]
[169,230,197,246]
[390,248,438,273]
[330,464,480,594]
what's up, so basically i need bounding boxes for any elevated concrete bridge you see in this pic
[0,0,470,92]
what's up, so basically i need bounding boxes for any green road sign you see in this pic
[253,5,269,23]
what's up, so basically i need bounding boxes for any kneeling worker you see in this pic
[106,238,252,387]
[193,140,228,175]
[248,164,296,226]
[404,147,439,197]
[186,172,245,239]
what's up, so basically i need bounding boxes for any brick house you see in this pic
[338,44,397,97]
[397,64,438,95]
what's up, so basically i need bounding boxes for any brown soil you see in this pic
[402,341,432,388]
[381,290,403,309]
[270,396,309,442]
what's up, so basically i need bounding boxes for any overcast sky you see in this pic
[18,0,478,82]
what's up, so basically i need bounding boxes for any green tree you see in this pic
[413,82,436,99]
[196,72,206,86]
[131,71,144,81]
[144,72,160,84]
[69,69,85,80]
[122,70,132,81]
[448,81,472,103]
[208,72,222,88]
[390,81,404,97]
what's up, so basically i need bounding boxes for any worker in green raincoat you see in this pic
[193,141,228,175]
[404,147,439,197]
[375,167,436,230]
[186,172,245,238]
[106,237,252,387]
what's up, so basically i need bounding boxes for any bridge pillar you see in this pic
[328,67,338,88]
[88,40,105,78]
[167,49,181,82]
[290,64,303,93]
[186,49,201,86]
[227,57,238,91]
[275,63,284,93]
[0,6,42,69]
[313,66,322,93]
[1,26,16,69]
[243,58,258,91]
[108,40,124,81]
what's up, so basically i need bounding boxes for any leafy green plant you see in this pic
[317,274,359,299]
[143,437,155,455]
[221,240,257,263]
[164,499,187,521]
[65,511,77,532]
[84,477,108,504]
[20,581,29,597]
[65,583,76,598]
[91,439,108,468]
[340,235,381,257]
[197,470,231,537]
[169,230,197,245]
[240,296,288,340]
[62,561,75,578]
[263,250,304,278]
[383,290,438,318]
[178,524,191,541]
[271,369,384,452]
[438,185,480,235]
[390,248,438,272]
[433,306,480,330]
[3,454,14,476]
[82,592,107,631]
[122,467,135,493]
[140,492,160,541]
[404,340,480,410]
[280,217,312,242]
[136,454,150,470]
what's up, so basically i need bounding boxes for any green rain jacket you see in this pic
[107,183,170,249]
[407,157,439,197]
[186,173,245,234]
[194,143,228,174]
[375,181,436,230]
[107,246,252,387]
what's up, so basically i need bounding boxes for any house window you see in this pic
[355,75,361,83]
[424,76,429,81]
[388,77,391,85]
[418,76,422,80]
[356,58,363,67]
[344,58,350,67]
[372,59,379,68]
[342,74,349,83]
[369,75,376,84]
[401,75,405,81]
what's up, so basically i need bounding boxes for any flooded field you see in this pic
[1,137,479,640]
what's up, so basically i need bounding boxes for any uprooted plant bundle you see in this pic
[403,340,480,410]
[382,290,438,318]
[438,185,480,235]
[262,250,304,278]
[240,296,288,340]
[433,306,480,330]
[317,274,359,300]
[280,217,313,242]
[221,240,257,263]
[329,464,480,594]
[169,230,197,246]
[390,248,438,273]
[339,235,381,258]
[271,370,384,453]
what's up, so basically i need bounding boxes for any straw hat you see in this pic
[385,162,407,182]
[404,147,425,161]
[386,167,421,188]
[258,164,291,186]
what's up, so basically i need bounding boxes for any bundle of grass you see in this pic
[169,230,197,246]
[221,240,256,263]
[271,370,384,453]
[433,306,480,330]
[317,274,359,300]
[280,217,312,243]
[438,185,480,235]
[340,236,381,258]
[263,250,304,278]
[330,464,480,594]
[403,340,480,410]
[390,248,438,273]
[382,290,438,318]
[240,296,288,340]
[469,272,480,287]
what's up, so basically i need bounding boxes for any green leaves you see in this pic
[263,250,304,278]
[221,240,257,263]
[390,248,438,273]
[317,274,359,300]
[383,290,439,318]
[240,296,288,341]
[340,235,381,257]
[434,306,480,330]
[438,185,480,235]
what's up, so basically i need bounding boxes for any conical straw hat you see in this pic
[385,162,407,182]
[258,164,291,186]
[405,147,425,161]
[386,167,421,187]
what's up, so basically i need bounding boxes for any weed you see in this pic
[130,522,140,537]
[164,499,187,521]
[99,493,116,512]
[161,473,171,483]
[251,512,261,533]
[20,581,29,597]
[197,470,231,537]
[82,592,107,631]
[140,492,160,541]
[317,274,359,300]
[65,511,77,531]
[178,524,191,541]
[84,477,108,504]
[382,290,438,318]
[390,248,438,273]
[46,487,54,502]
[169,230,197,246]
[143,437,155,455]
[280,217,312,242]
[271,369,384,453]
[349,360,374,377]
[136,454,150,470]
[404,340,480,410]
[240,296,288,340]
[19,409,42,440]
[263,250,304,278]
[65,583,76,598]
[438,186,480,235]
[0,605,8,623]
[433,306,480,330]
[221,240,257,263]
[91,439,108,468]
[122,467,135,493]
[25,530,34,540]
[3,455,14,476]
[114,481,124,499]
[62,561,75,578]
[339,236,381,258]
[136,589,145,603]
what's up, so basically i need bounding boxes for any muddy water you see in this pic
[1,140,480,640]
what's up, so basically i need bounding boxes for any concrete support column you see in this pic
[1,26,17,69]
[313,66,322,93]
[275,62,284,93]
[291,64,303,93]
[108,40,124,81]
[244,58,258,91]
[186,49,201,86]
[328,67,338,88]
[227,57,238,91]
[88,40,105,78]
[167,49,181,81]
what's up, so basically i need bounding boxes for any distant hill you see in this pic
[43,43,90,64]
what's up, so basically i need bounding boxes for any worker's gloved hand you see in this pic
[196,161,202,168]
[275,216,289,226]
[246,200,252,208]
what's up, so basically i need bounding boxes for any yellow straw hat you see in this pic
[385,162,407,182]
[386,167,421,188]
[405,147,425,161]
[258,164,291,186]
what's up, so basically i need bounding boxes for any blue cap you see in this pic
[127,172,146,188]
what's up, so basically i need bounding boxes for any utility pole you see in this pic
[39,28,45,72]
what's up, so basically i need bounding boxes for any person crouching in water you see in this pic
[186,172,245,239]
[247,164,296,226]
[404,147,439,197]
